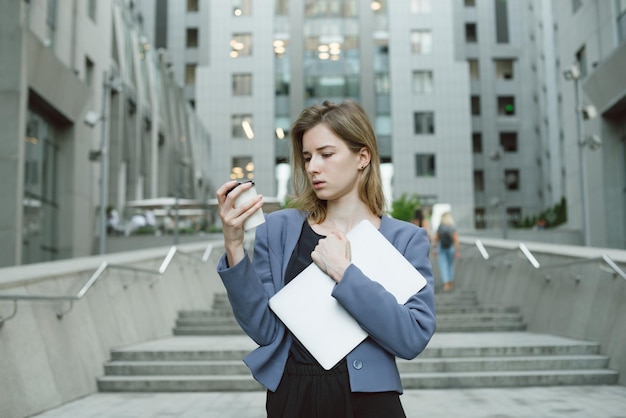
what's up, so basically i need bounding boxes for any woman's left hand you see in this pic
[311,231,351,283]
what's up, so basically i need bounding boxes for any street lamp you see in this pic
[489,146,507,239]
[85,70,123,255]
[563,63,601,246]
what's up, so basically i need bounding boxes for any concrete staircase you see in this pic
[173,290,526,336]
[97,289,619,392]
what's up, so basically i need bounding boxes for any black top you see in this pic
[283,219,325,364]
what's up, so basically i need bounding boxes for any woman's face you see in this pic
[302,123,365,202]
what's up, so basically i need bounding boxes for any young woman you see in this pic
[216,100,436,418]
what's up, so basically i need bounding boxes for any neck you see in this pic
[320,200,379,234]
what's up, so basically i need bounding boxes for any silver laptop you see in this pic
[268,220,427,370]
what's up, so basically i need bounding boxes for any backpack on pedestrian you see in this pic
[438,225,454,249]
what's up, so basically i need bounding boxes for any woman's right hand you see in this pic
[216,180,263,266]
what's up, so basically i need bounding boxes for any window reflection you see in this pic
[22,110,59,264]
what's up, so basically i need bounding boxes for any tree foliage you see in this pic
[390,193,421,222]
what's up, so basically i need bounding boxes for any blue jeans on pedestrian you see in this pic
[437,244,456,285]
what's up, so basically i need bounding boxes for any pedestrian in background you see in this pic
[433,211,460,291]
[215,100,436,418]
[411,207,431,242]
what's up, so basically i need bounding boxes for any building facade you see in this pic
[140,0,476,229]
[455,0,565,233]
[122,0,626,250]
[556,0,626,248]
[0,0,210,267]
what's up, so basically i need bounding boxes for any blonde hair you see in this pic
[289,100,385,223]
[440,212,455,226]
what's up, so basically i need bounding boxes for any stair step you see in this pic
[97,375,264,392]
[110,349,251,362]
[397,355,609,373]
[435,323,527,332]
[103,354,609,376]
[104,360,250,376]
[172,323,528,335]
[97,369,618,392]
[399,369,619,389]
[110,340,601,362]
[436,313,523,321]
[174,311,524,326]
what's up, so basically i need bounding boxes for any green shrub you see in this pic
[515,197,567,229]
[390,193,421,222]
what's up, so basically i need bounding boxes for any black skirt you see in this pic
[266,357,406,418]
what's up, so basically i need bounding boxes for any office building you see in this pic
[555,0,626,248]
[0,0,210,266]
[142,0,476,228]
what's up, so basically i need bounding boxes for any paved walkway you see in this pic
[31,333,626,417]
[32,386,626,417]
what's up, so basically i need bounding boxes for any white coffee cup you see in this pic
[233,183,265,230]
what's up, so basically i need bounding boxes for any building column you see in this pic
[0,1,27,266]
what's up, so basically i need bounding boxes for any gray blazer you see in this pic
[217,209,436,393]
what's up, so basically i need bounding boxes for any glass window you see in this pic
[465,23,478,43]
[275,73,290,95]
[273,37,289,57]
[504,169,520,190]
[413,70,433,94]
[186,28,199,48]
[275,117,291,140]
[88,0,97,21]
[475,208,486,229]
[47,0,57,29]
[85,57,95,89]
[375,115,392,136]
[472,133,482,153]
[46,0,57,46]
[375,73,391,95]
[233,73,252,95]
[233,0,252,16]
[474,170,484,191]
[414,112,434,134]
[410,0,432,13]
[187,0,199,12]
[494,59,514,79]
[371,0,386,14]
[23,110,59,264]
[471,96,481,115]
[231,156,255,180]
[507,207,522,227]
[497,96,515,116]
[495,0,510,43]
[500,132,518,152]
[411,30,432,54]
[231,114,254,139]
[619,0,626,43]
[185,64,196,85]
[305,75,359,99]
[576,46,587,78]
[415,154,436,177]
[276,0,289,15]
[468,59,479,80]
[230,33,253,58]
[304,0,358,18]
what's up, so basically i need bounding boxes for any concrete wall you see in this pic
[1,233,624,417]
[456,235,626,386]
[0,240,228,418]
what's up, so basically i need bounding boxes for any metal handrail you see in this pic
[472,239,626,281]
[0,243,216,327]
